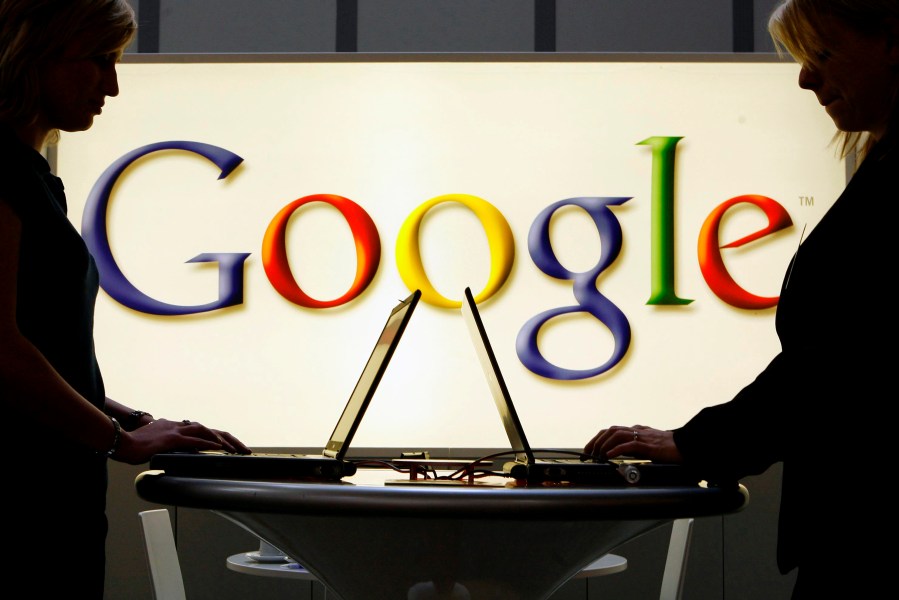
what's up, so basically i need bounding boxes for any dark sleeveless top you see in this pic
[1,128,106,412]
[1,126,108,597]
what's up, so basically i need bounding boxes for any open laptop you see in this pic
[461,287,700,486]
[149,289,421,481]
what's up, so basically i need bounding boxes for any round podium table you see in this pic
[135,468,747,600]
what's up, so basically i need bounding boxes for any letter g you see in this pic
[81,141,250,316]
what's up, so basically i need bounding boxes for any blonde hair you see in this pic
[0,0,137,129]
[768,0,899,160]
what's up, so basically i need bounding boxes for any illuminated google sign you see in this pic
[82,137,793,381]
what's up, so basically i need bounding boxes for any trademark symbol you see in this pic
[799,195,814,206]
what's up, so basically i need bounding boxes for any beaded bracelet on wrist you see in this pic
[126,409,153,430]
[100,416,121,458]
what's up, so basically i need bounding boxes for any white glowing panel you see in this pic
[56,57,844,449]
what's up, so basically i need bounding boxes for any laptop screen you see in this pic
[324,290,421,457]
[461,287,534,464]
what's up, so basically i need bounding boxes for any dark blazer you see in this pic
[673,138,897,592]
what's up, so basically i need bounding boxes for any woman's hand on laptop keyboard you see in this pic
[584,425,683,464]
[113,418,251,464]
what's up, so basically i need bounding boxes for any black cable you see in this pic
[137,0,160,53]
[534,0,556,52]
[336,0,358,52]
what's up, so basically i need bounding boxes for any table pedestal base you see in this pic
[216,510,665,600]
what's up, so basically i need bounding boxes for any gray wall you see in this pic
[107,1,794,599]
[124,0,785,55]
